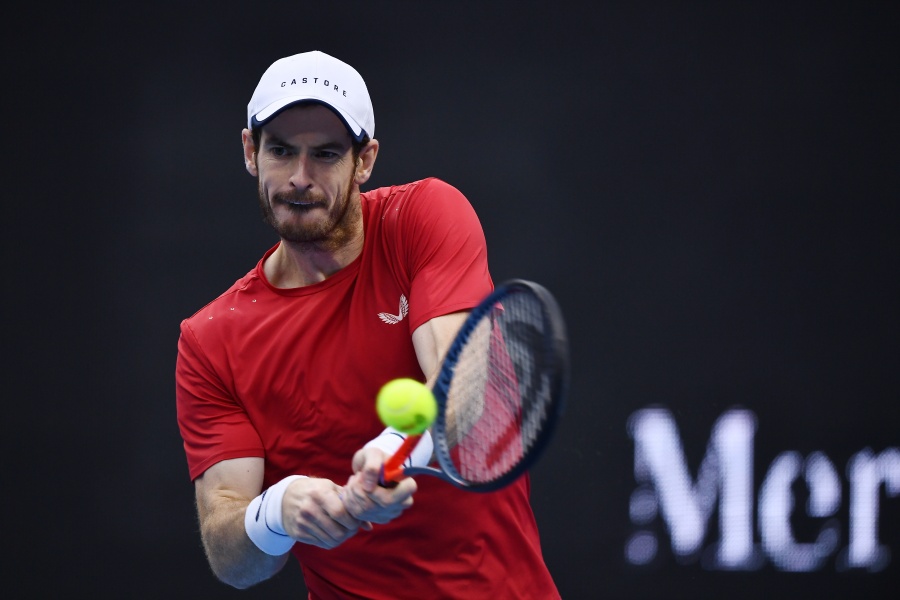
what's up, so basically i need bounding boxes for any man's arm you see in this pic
[195,457,287,589]
[195,457,365,589]
[410,311,470,385]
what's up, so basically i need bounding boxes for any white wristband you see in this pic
[244,475,305,556]
[364,427,434,468]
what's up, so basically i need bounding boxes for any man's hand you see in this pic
[342,447,417,524]
[280,477,371,548]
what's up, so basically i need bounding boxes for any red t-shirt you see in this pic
[176,178,559,599]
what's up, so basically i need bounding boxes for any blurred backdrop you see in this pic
[6,2,899,598]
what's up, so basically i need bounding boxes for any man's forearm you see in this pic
[199,497,290,589]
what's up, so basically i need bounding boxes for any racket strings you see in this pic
[445,291,555,483]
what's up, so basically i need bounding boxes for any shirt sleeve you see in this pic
[399,178,494,331]
[175,319,265,481]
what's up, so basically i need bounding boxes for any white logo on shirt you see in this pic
[378,295,408,324]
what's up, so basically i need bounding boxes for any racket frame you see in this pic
[400,279,569,492]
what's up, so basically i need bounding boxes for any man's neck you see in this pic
[264,231,364,289]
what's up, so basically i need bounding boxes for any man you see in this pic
[175,50,559,598]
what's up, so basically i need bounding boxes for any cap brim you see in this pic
[251,96,367,141]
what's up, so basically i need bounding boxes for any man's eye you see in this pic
[316,150,338,160]
[270,147,288,157]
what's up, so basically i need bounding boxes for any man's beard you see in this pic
[257,176,359,249]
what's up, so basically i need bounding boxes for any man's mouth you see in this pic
[278,196,324,209]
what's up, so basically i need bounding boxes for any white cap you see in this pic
[247,50,374,141]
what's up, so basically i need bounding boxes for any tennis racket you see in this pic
[381,279,569,492]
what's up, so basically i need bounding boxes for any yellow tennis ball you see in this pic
[376,378,437,435]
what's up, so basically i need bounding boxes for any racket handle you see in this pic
[381,433,422,484]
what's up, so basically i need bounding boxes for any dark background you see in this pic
[7,1,898,598]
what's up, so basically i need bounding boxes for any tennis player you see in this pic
[175,50,560,598]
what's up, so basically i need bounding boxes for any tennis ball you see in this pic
[376,378,437,435]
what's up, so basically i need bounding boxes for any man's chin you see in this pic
[274,216,329,242]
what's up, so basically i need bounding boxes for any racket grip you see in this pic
[380,433,422,484]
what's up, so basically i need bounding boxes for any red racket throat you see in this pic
[381,433,422,483]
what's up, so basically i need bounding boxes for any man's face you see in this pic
[252,104,360,248]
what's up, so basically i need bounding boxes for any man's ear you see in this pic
[354,138,380,185]
[241,129,258,176]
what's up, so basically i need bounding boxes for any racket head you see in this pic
[407,279,569,491]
